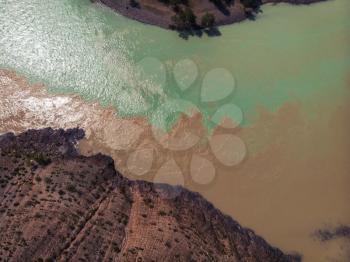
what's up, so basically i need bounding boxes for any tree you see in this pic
[129,0,139,8]
[201,12,215,28]
[183,7,196,25]
[171,7,197,30]
[159,0,188,6]
[241,0,261,9]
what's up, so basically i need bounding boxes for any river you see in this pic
[0,0,349,260]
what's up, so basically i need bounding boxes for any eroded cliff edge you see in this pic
[0,128,300,261]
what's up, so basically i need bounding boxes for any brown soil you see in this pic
[0,128,300,261]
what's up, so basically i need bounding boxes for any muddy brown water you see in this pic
[1,69,349,261]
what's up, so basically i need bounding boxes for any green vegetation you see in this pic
[241,0,261,9]
[201,12,215,28]
[159,0,188,5]
[165,240,172,248]
[129,0,139,8]
[171,7,197,30]
[66,184,77,193]
[112,242,120,253]
[27,152,51,166]
[44,177,53,184]
[143,198,155,208]
[209,0,222,5]
[158,210,167,216]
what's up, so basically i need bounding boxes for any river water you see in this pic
[0,0,349,261]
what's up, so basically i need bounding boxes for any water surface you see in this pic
[1,0,349,126]
[0,0,349,261]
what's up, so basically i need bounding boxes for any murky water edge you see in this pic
[1,69,349,261]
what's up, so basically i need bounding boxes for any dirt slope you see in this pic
[0,128,300,261]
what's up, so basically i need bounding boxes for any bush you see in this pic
[158,210,167,216]
[66,184,77,193]
[171,7,197,30]
[201,12,215,28]
[32,153,51,166]
[209,0,222,5]
[173,0,188,5]
[241,0,261,9]
[165,240,172,248]
[129,0,139,8]
[44,177,53,184]
[159,0,188,6]
[112,242,120,253]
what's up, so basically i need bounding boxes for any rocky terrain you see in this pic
[95,0,325,30]
[0,128,300,261]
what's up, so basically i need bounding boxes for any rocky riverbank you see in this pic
[0,128,300,261]
[96,0,326,30]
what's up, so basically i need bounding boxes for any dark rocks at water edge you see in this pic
[314,225,350,242]
[0,128,300,261]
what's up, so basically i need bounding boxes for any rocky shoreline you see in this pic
[95,0,326,31]
[0,128,300,261]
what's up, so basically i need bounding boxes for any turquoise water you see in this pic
[0,0,349,129]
